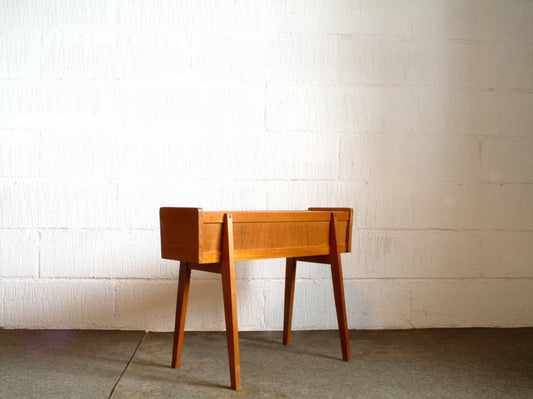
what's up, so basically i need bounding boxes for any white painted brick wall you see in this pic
[0,230,39,277]
[1,0,532,331]
[3,279,116,329]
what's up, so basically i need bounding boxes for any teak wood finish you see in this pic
[159,207,353,391]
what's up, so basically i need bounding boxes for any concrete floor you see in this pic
[0,329,531,398]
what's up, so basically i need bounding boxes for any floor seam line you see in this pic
[108,331,149,399]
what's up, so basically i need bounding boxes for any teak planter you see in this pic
[159,207,353,390]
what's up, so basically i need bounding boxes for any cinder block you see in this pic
[339,38,421,86]
[0,180,39,228]
[40,129,118,178]
[117,0,196,31]
[346,279,411,329]
[350,230,482,279]
[415,41,530,91]
[119,33,190,80]
[115,280,177,331]
[410,279,533,328]
[1,0,114,31]
[347,181,409,229]
[121,0,410,36]
[269,33,339,83]
[341,134,481,183]
[503,92,533,137]
[414,88,504,136]
[390,183,533,231]
[266,85,417,134]
[414,40,531,90]
[0,129,41,177]
[481,232,533,278]
[191,31,337,83]
[39,179,118,228]
[257,132,339,180]
[478,184,533,231]
[353,182,493,230]
[41,128,201,179]
[422,41,482,89]
[339,134,413,182]
[112,81,265,132]
[117,0,299,33]
[186,131,259,181]
[346,86,416,134]
[477,43,533,90]
[40,0,115,30]
[186,130,339,181]
[192,33,269,82]
[0,230,39,278]
[405,40,533,91]
[481,138,533,183]
[278,0,410,36]
[0,179,117,228]
[412,0,533,42]
[416,182,477,230]
[0,80,116,128]
[3,279,115,329]
[0,0,42,29]
[0,32,41,79]
[41,32,190,80]
[41,32,120,80]
[265,84,339,132]
[410,136,480,182]
[407,183,480,230]
[40,229,177,279]
[117,179,173,230]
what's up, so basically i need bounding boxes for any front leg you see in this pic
[172,261,191,368]
[221,213,241,391]
[283,257,297,345]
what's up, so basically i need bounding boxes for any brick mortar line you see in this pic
[1,227,532,232]
[2,277,532,282]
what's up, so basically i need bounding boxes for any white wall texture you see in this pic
[1,0,532,331]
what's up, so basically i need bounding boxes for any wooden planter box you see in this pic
[160,207,352,264]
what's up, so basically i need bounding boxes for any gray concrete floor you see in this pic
[0,329,531,398]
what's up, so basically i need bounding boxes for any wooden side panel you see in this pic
[201,209,352,263]
[160,207,203,263]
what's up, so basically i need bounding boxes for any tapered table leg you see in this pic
[329,213,351,362]
[221,214,241,391]
[283,257,297,345]
[172,262,191,368]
